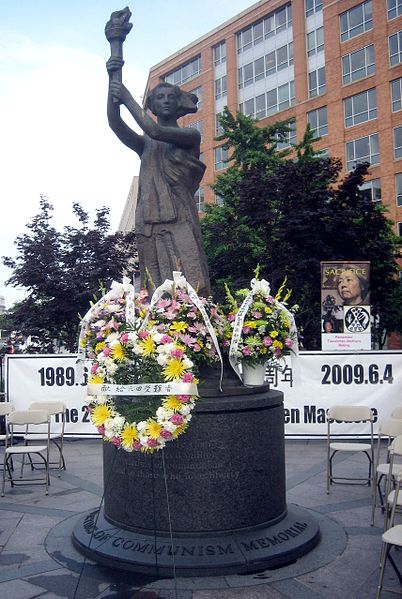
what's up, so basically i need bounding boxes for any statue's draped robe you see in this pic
[136,135,210,296]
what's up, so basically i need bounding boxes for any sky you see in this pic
[0,0,255,309]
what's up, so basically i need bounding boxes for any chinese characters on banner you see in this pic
[321,261,371,351]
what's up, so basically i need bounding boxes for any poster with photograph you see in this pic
[321,261,371,350]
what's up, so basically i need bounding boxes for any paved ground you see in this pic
[0,437,400,599]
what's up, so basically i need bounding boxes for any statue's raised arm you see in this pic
[105,7,211,296]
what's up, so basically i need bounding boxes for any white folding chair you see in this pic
[371,418,402,526]
[376,470,402,598]
[0,403,13,471]
[326,405,374,494]
[23,401,66,477]
[383,436,402,531]
[1,410,51,496]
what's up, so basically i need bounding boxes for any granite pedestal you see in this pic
[73,379,320,576]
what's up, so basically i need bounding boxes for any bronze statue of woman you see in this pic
[106,17,211,297]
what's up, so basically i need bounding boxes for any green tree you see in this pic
[3,195,137,352]
[202,110,402,348]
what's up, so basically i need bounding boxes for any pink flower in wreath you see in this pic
[252,311,263,319]
[227,313,236,322]
[160,429,173,439]
[170,413,184,425]
[178,394,190,403]
[274,346,282,357]
[263,336,273,347]
[161,334,173,344]
[111,436,121,447]
[139,330,149,340]
[242,326,251,334]
[182,372,194,383]
[242,346,252,356]
[156,298,171,309]
[193,343,202,352]
[171,348,184,359]
[187,311,197,319]
[98,425,105,435]
[120,332,129,344]
[147,438,158,448]
[285,338,294,348]
[133,440,142,451]
[90,364,99,374]
[103,346,111,356]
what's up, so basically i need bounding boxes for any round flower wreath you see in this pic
[78,277,201,457]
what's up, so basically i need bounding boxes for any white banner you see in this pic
[5,352,402,437]
[5,354,94,436]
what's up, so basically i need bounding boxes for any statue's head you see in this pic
[145,82,198,119]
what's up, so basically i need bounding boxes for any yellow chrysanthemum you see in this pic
[79,338,87,348]
[270,331,279,338]
[95,341,106,354]
[92,404,112,426]
[163,395,183,411]
[169,321,188,333]
[172,423,188,439]
[146,420,162,439]
[273,340,283,349]
[140,335,156,356]
[244,320,258,329]
[264,307,272,315]
[111,342,125,362]
[121,423,138,449]
[88,373,105,384]
[163,358,186,381]
[260,346,268,355]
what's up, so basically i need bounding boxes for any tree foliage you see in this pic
[3,196,138,352]
[202,108,402,348]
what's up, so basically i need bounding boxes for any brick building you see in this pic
[144,0,402,235]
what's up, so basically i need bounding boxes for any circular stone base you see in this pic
[72,504,320,577]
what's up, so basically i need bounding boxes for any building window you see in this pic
[195,187,204,212]
[188,119,203,143]
[239,82,295,120]
[344,88,377,128]
[164,56,201,86]
[359,178,381,202]
[307,106,328,137]
[394,126,402,158]
[267,81,295,115]
[215,194,224,206]
[190,86,203,110]
[342,44,375,84]
[238,44,293,88]
[306,0,323,18]
[213,42,226,66]
[307,27,324,57]
[236,3,292,52]
[215,75,227,100]
[346,133,380,170]
[340,1,373,42]
[388,0,402,20]
[308,66,326,97]
[275,120,296,149]
[215,113,224,136]
[389,31,402,66]
[391,78,402,112]
[398,222,402,236]
[214,146,229,170]
[395,173,402,206]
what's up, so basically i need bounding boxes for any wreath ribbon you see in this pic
[76,276,135,374]
[142,271,224,391]
[87,382,198,396]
